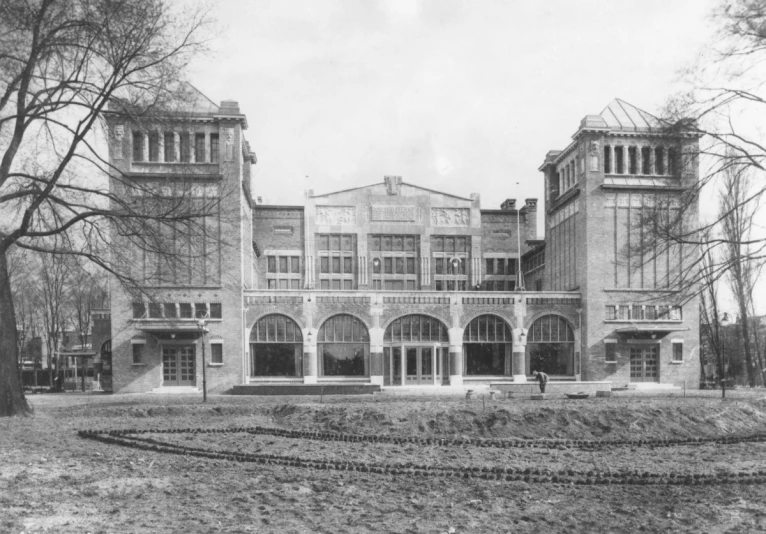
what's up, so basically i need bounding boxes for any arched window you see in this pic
[318,314,369,377]
[250,314,303,377]
[527,315,575,376]
[384,315,448,343]
[463,315,512,376]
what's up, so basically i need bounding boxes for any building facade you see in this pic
[107,96,701,393]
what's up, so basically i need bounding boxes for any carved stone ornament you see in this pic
[589,140,600,171]
[384,176,402,196]
[224,128,234,144]
[113,125,124,140]
[316,206,355,225]
[371,204,417,222]
[430,208,470,227]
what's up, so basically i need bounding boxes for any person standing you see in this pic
[532,370,549,393]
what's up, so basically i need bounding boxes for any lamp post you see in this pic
[720,312,731,399]
[197,318,209,402]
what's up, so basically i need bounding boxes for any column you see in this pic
[512,327,528,382]
[369,320,384,386]
[448,327,464,387]
[302,331,317,384]
[649,145,656,175]
[158,131,165,163]
[174,132,181,162]
[142,134,149,163]
[608,145,614,174]
[400,348,406,386]
[662,147,668,176]
[204,132,210,163]
[636,145,642,175]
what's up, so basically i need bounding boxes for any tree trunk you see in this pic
[737,300,757,387]
[0,250,32,416]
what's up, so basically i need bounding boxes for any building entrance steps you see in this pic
[491,381,612,396]
[150,386,201,394]
[375,385,492,397]
[612,383,682,392]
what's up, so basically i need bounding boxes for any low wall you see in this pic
[490,381,612,396]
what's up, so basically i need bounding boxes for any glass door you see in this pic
[162,346,196,386]
[405,347,436,385]
[630,346,659,383]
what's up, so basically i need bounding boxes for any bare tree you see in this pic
[0,0,215,417]
[37,251,71,387]
[699,240,729,398]
[720,165,763,386]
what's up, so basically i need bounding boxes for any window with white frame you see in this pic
[267,254,302,289]
[605,339,617,363]
[483,256,517,291]
[131,339,146,365]
[370,235,418,291]
[671,340,683,362]
[432,235,470,291]
[210,339,223,365]
[317,234,356,290]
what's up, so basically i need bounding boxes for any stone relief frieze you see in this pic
[370,204,417,222]
[316,206,355,225]
[430,208,470,227]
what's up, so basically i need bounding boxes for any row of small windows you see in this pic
[523,250,545,272]
[605,341,683,363]
[605,304,682,321]
[132,131,219,164]
[603,145,678,176]
[132,302,222,319]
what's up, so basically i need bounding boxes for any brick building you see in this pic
[107,95,700,393]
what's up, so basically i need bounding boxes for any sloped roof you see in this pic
[175,83,220,115]
[598,98,662,132]
[312,181,472,201]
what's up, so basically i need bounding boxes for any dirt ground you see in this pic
[3,390,766,533]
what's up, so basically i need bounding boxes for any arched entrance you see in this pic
[383,315,449,385]
[250,314,303,377]
[526,314,575,376]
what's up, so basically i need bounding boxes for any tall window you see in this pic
[317,234,355,290]
[464,315,512,376]
[603,145,611,173]
[527,315,575,376]
[250,314,303,377]
[668,147,677,176]
[641,146,651,174]
[210,134,219,164]
[370,235,418,290]
[132,344,144,364]
[655,147,665,175]
[432,236,470,291]
[267,255,301,289]
[164,132,175,162]
[148,132,159,162]
[628,146,637,174]
[483,257,517,291]
[211,342,223,364]
[318,314,370,377]
[195,134,206,163]
[180,133,190,163]
[132,132,143,161]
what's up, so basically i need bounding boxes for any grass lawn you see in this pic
[2,389,766,533]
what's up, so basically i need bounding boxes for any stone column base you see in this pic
[303,375,317,384]
[513,374,527,383]
[369,375,384,386]
[449,375,463,387]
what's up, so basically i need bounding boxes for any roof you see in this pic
[176,83,220,115]
[312,181,473,202]
[597,98,663,132]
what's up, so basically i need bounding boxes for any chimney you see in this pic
[524,198,537,211]
[220,100,240,113]
[501,199,516,211]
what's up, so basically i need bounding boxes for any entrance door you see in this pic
[163,346,196,386]
[630,346,659,382]
[405,347,434,385]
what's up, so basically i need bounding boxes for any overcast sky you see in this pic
[189,0,717,211]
